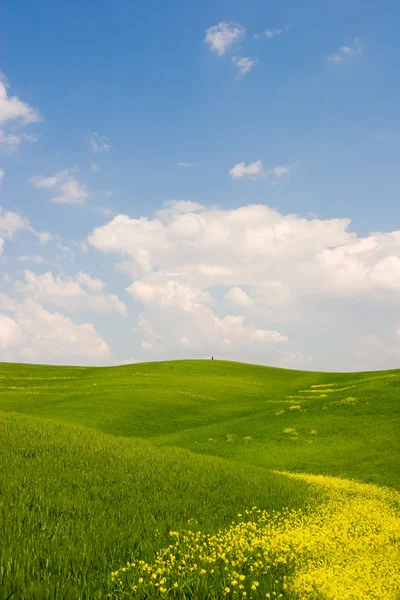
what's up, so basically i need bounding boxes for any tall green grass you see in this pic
[0,411,310,599]
[1,359,399,598]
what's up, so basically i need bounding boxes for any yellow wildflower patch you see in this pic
[310,383,336,388]
[337,396,357,405]
[111,473,400,599]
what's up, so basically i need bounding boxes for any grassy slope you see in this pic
[0,359,399,598]
[0,412,310,599]
[1,359,399,486]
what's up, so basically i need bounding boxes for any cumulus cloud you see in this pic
[0,205,30,238]
[30,170,89,204]
[328,38,362,63]
[232,56,258,77]
[0,299,110,364]
[86,201,400,369]
[15,270,127,315]
[127,280,213,311]
[0,76,41,124]
[205,22,245,56]
[229,160,263,179]
[134,299,287,360]
[89,132,111,153]
[225,286,254,307]
[0,293,17,311]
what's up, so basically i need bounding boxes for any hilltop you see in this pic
[1,359,399,486]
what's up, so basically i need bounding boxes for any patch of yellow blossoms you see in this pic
[110,473,400,599]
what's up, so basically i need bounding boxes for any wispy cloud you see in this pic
[30,170,90,205]
[17,255,47,264]
[89,131,111,153]
[264,24,292,39]
[328,38,362,63]
[0,73,42,152]
[254,25,291,40]
[268,162,298,182]
[90,161,99,173]
[177,162,194,168]
[229,160,263,179]
[0,168,4,183]
[232,56,258,77]
[205,22,245,56]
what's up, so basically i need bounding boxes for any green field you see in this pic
[1,359,399,599]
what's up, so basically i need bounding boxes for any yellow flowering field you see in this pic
[110,472,400,599]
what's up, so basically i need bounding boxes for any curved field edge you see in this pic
[1,359,399,487]
[110,472,400,600]
[0,411,311,599]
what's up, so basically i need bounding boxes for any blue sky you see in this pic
[1,0,400,370]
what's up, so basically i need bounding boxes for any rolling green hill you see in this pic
[1,359,399,599]
[1,359,399,486]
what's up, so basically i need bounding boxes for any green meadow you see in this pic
[1,359,399,598]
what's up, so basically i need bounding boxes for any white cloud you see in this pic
[0,205,30,238]
[75,271,105,293]
[35,230,54,245]
[113,357,137,365]
[89,132,111,153]
[216,315,287,345]
[127,280,213,311]
[0,74,41,152]
[205,22,245,56]
[229,160,263,179]
[0,205,55,256]
[225,286,254,307]
[0,168,4,183]
[90,161,99,173]
[263,25,292,39]
[0,130,21,152]
[15,270,127,315]
[232,56,258,77]
[30,170,89,205]
[0,314,24,349]
[0,293,17,311]
[268,162,298,182]
[17,255,47,264]
[177,162,194,168]
[135,299,287,359]
[86,201,400,369]
[155,199,205,220]
[328,38,362,63]
[0,300,110,364]
[0,75,41,124]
